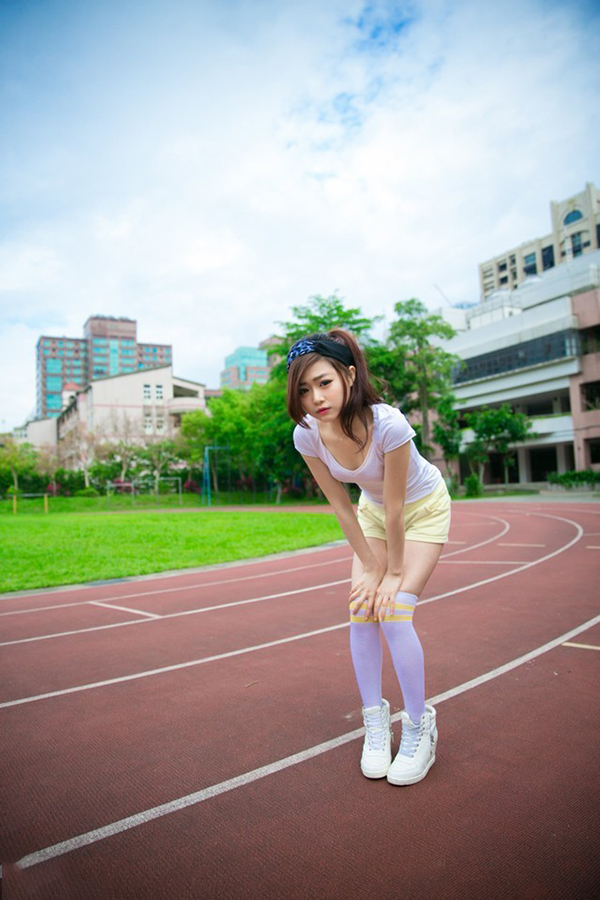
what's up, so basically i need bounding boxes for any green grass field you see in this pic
[0,510,343,593]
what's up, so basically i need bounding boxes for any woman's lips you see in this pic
[317,408,330,415]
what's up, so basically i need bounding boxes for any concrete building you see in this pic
[444,251,600,484]
[479,182,600,299]
[20,365,206,449]
[57,365,206,444]
[220,346,269,390]
[36,315,172,419]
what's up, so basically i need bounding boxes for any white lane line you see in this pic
[0,513,581,652]
[0,580,351,649]
[445,541,466,545]
[441,517,510,558]
[418,512,583,607]
[438,560,524,565]
[9,612,600,874]
[0,516,509,619]
[0,555,353,610]
[0,512,583,707]
[585,545,600,549]
[0,623,348,709]
[0,515,508,624]
[89,602,161,620]
[562,641,600,651]
[498,542,545,547]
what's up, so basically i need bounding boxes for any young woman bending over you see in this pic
[286,329,451,785]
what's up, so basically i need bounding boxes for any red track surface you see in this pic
[1,501,599,899]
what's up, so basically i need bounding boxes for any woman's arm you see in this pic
[301,454,385,601]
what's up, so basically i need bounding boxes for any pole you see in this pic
[12,494,17,515]
[44,493,49,514]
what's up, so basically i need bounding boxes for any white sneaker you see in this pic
[360,699,393,779]
[386,704,437,786]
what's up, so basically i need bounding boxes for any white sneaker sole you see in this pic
[386,752,435,785]
[361,762,391,779]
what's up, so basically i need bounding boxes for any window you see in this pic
[564,209,583,226]
[588,439,600,465]
[156,416,165,434]
[46,375,62,391]
[571,232,583,257]
[454,330,580,384]
[144,414,153,434]
[581,326,600,355]
[542,246,555,270]
[47,358,62,373]
[523,252,537,276]
[143,384,152,401]
[156,384,163,400]
[46,394,62,409]
[582,381,600,411]
[497,261,507,273]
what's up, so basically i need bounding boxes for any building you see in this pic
[220,346,270,390]
[479,182,600,299]
[443,250,600,484]
[36,315,172,419]
[55,365,206,446]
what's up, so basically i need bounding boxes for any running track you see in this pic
[1,500,599,899]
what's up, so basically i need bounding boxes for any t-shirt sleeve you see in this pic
[378,407,416,454]
[293,423,319,457]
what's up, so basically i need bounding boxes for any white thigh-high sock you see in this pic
[349,605,383,709]
[380,591,425,724]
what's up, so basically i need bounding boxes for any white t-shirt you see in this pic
[293,402,442,506]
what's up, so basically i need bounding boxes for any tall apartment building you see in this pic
[36,316,172,419]
[479,182,600,299]
[220,346,270,390]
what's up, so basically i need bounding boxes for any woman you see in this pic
[287,329,451,784]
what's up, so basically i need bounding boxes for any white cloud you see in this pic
[1,0,599,429]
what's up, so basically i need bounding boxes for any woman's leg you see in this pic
[350,538,388,708]
[380,540,444,722]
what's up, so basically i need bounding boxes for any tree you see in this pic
[431,393,462,481]
[107,412,144,481]
[269,293,380,382]
[246,381,299,503]
[60,423,102,488]
[137,439,180,494]
[384,298,459,458]
[464,404,535,484]
[36,444,62,493]
[0,438,37,492]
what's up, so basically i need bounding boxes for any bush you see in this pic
[547,469,600,489]
[464,473,484,498]
[74,487,100,497]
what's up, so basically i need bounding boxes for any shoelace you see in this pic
[399,720,424,758]
[364,710,388,751]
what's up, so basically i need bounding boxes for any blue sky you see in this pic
[1,0,599,430]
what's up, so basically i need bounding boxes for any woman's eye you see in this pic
[320,380,331,387]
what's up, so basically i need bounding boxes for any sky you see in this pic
[1,0,599,431]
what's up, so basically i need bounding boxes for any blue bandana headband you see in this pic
[286,337,354,372]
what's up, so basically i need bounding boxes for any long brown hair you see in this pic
[286,329,382,449]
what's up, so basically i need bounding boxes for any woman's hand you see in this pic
[349,564,385,620]
[372,572,403,622]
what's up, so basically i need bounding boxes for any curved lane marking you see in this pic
[5,610,600,875]
[0,516,510,635]
[0,554,353,617]
[0,512,584,705]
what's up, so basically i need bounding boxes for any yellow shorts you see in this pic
[356,478,451,545]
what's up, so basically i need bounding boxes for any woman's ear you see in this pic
[347,365,356,386]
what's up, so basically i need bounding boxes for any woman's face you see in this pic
[298,359,355,421]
